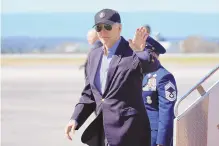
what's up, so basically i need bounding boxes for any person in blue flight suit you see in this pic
[142,36,178,146]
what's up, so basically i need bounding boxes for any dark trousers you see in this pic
[85,114,109,146]
[86,127,109,146]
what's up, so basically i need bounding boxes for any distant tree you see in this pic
[180,36,219,53]
[39,45,47,53]
[18,48,24,53]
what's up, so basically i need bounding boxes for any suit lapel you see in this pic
[103,37,125,96]
[90,47,103,95]
[104,54,122,92]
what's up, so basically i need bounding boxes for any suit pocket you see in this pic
[120,107,138,116]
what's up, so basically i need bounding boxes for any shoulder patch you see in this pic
[165,81,177,101]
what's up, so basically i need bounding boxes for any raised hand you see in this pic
[129,27,149,51]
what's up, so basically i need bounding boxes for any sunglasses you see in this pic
[95,24,112,32]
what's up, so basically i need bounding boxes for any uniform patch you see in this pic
[146,96,152,104]
[165,81,176,101]
[143,75,157,91]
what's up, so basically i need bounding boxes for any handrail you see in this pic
[174,64,219,117]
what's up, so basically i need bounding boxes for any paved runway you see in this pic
[1,63,218,146]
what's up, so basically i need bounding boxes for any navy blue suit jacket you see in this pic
[71,37,159,146]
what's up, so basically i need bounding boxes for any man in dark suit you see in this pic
[65,8,159,146]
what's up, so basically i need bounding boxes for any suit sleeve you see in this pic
[70,54,96,130]
[135,49,159,74]
[156,74,177,145]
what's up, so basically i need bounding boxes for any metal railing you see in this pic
[174,64,219,117]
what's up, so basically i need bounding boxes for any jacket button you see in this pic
[101,98,105,102]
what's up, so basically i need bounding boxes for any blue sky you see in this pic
[2,0,219,38]
[2,0,219,13]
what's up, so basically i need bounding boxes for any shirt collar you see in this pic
[103,37,121,57]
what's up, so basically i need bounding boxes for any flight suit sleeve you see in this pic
[156,73,177,145]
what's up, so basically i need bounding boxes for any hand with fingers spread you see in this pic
[65,120,77,141]
[129,27,149,51]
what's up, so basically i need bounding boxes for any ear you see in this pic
[119,24,122,32]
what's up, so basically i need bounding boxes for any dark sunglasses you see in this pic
[95,24,112,32]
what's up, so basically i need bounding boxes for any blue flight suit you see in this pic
[143,36,177,146]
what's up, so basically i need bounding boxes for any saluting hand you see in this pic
[129,27,149,51]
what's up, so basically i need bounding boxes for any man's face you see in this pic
[94,23,121,45]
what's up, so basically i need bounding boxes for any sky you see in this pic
[1,0,219,38]
[2,0,219,13]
